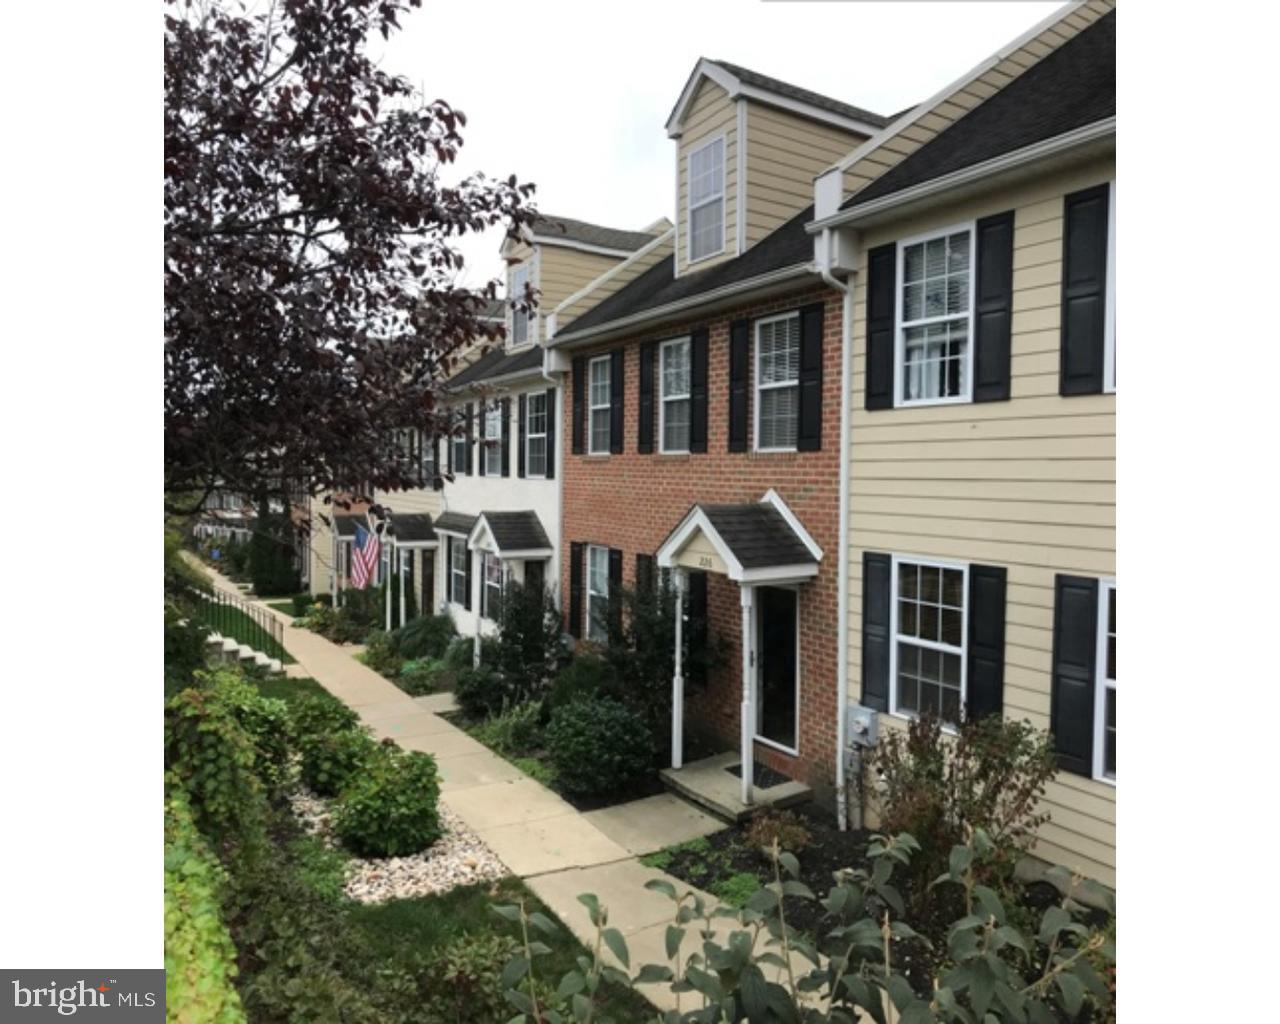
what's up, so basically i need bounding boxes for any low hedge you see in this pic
[546,696,654,797]
[334,748,443,857]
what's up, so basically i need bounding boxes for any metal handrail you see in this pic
[186,584,287,663]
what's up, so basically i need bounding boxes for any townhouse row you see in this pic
[310,0,1116,886]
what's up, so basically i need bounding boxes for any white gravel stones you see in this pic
[288,789,507,904]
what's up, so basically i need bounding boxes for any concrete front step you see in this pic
[202,633,284,676]
[660,752,811,823]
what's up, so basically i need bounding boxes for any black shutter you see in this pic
[444,539,452,602]
[435,435,445,489]
[544,387,557,479]
[464,403,474,475]
[517,394,527,478]
[501,397,511,477]
[865,244,896,410]
[690,328,709,453]
[860,551,891,710]
[728,319,749,452]
[965,565,1007,719]
[571,356,585,455]
[687,571,708,685]
[974,211,1014,403]
[635,553,655,593]
[477,404,486,477]
[608,547,623,636]
[568,542,584,638]
[609,349,625,454]
[638,342,656,454]
[1051,574,1099,775]
[1060,184,1110,395]
[797,302,824,451]
[462,547,472,611]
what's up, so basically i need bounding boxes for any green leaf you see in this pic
[886,975,916,1011]
[899,1002,934,1024]
[576,893,602,927]
[665,924,685,960]
[745,887,780,913]
[1056,972,1086,1017]
[491,903,522,923]
[600,965,632,989]
[528,911,560,937]
[780,880,815,900]
[505,988,533,1014]
[777,851,800,878]
[557,971,586,999]
[1038,905,1070,944]
[501,955,530,989]
[995,926,1029,957]
[602,926,630,968]
[571,992,592,1023]
[739,963,769,1020]
[684,964,721,1001]
[949,845,973,879]
[973,885,1005,924]
[644,877,677,900]
[634,964,673,984]
[527,941,552,957]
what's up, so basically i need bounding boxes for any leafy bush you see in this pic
[363,629,403,678]
[424,932,521,1024]
[454,664,506,719]
[334,749,443,857]
[492,580,567,704]
[743,809,811,856]
[201,668,292,791]
[444,635,477,670]
[164,784,245,1024]
[547,654,620,712]
[249,497,301,597]
[870,711,1058,906]
[391,613,457,661]
[288,692,359,739]
[165,601,209,694]
[396,658,447,696]
[472,701,544,758]
[299,727,381,798]
[546,697,654,796]
[291,593,316,617]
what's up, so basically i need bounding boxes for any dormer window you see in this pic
[687,136,725,263]
[511,263,529,346]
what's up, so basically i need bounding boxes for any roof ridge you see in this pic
[707,57,891,128]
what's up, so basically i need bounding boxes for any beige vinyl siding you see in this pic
[744,102,867,246]
[537,246,624,314]
[554,233,674,329]
[847,155,1116,887]
[676,79,736,277]
[837,0,1115,199]
[308,495,333,596]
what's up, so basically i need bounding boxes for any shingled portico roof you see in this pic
[468,510,553,557]
[433,511,478,537]
[389,513,437,547]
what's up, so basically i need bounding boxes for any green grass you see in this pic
[349,879,656,1022]
[266,600,298,616]
[247,674,329,704]
[195,604,296,663]
[712,872,763,909]
[511,756,559,787]
[640,836,712,872]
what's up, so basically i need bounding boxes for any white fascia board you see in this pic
[807,119,1115,234]
[498,547,554,560]
[550,228,676,329]
[759,489,824,562]
[467,517,496,552]
[738,565,819,585]
[666,59,740,137]
[529,236,639,259]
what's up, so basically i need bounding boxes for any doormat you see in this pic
[725,761,791,789]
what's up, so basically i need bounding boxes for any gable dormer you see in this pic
[666,58,889,278]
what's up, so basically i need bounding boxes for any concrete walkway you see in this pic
[194,564,744,1012]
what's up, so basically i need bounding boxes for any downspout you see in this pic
[819,228,855,831]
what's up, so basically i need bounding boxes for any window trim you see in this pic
[451,410,469,475]
[482,551,504,622]
[585,544,609,643]
[483,401,503,476]
[587,355,612,456]
[753,311,801,453]
[1103,182,1116,394]
[887,554,970,727]
[449,536,468,607]
[686,134,726,266]
[894,221,977,408]
[525,389,548,479]
[1093,578,1116,785]
[510,263,530,348]
[658,336,692,454]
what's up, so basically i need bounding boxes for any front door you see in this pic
[756,586,798,750]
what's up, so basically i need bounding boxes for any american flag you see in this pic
[351,524,381,589]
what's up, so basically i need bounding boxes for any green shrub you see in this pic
[334,749,442,857]
[472,701,544,757]
[363,629,403,678]
[547,655,619,712]
[201,668,292,790]
[396,658,446,696]
[164,784,245,1024]
[454,664,506,720]
[288,693,360,744]
[492,580,567,704]
[291,593,315,617]
[165,601,209,695]
[424,932,520,1024]
[249,497,301,597]
[288,834,350,904]
[299,728,380,798]
[546,697,654,796]
[444,635,476,671]
[391,613,458,661]
[742,809,811,856]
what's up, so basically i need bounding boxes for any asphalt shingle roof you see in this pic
[332,514,362,539]
[532,214,658,253]
[446,345,544,389]
[845,11,1115,210]
[557,205,816,339]
[434,511,478,536]
[479,511,552,553]
[708,59,891,129]
[390,513,436,545]
[702,503,816,569]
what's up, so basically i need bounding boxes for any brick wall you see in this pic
[560,283,843,799]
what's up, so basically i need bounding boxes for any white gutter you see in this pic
[818,228,856,832]
[808,118,1116,234]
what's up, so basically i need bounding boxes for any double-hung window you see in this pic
[419,428,436,485]
[511,263,529,346]
[449,537,468,605]
[755,313,800,451]
[588,356,611,454]
[451,410,468,474]
[897,227,974,405]
[586,544,609,643]
[890,557,967,726]
[660,337,691,452]
[687,136,724,263]
[482,552,504,622]
[526,391,548,477]
[1095,582,1116,782]
[484,402,503,475]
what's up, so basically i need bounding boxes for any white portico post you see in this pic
[398,547,407,626]
[671,568,685,770]
[384,538,393,632]
[740,584,756,807]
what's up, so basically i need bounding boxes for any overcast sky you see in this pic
[376,0,1062,289]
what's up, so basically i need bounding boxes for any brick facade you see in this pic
[560,282,843,799]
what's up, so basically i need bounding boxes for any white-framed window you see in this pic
[1103,181,1116,394]
[755,312,800,451]
[449,536,468,605]
[889,556,968,725]
[482,552,504,622]
[526,391,548,477]
[484,402,503,475]
[687,135,725,263]
[896,225,974,406]
[586,544,609,643]
[659,337,691,453]
[451,410,468,474]
[418,428,436,485]
[511,263,529,347]
[1094,580,1116,783]
[588,356,611,454]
